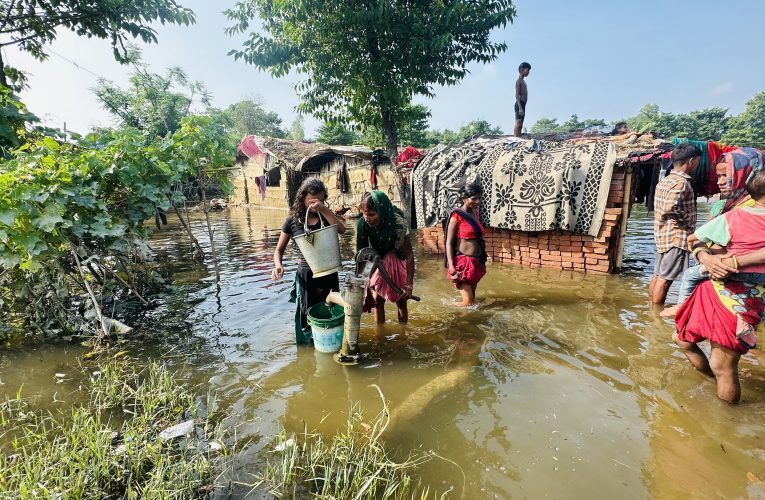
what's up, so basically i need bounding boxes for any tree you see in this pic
[0,84,37,154]
[0,116,232,336]
[288,116,305,141]
[316,122,360,146]
[0,0,195,89]
[359,103,432,149]
[225,0,516,161]
[396,104,431,149]
[626,104,729,141]
[529,117,562,134]
[220,98,286,139]
[94,62,210,137]
[456,119,502,140]
[722,92,765,149]
[686,108,729,141]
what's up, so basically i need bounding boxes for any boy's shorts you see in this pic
[514,100,526,121]
[654,247,690,281]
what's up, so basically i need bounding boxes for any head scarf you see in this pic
[717,147,764,215]
[356,190,400,255]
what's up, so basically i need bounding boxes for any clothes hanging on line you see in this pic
[255,175,267,200]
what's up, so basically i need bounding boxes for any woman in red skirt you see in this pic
[445,183,487,306]
[674,248,765,403]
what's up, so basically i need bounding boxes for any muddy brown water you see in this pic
[3,203,765,498]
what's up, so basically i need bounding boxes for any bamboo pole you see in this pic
[615,166,634,271]
[198,162,221,282]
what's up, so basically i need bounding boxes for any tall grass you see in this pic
[257,386,448,499]
[0,357,223,498]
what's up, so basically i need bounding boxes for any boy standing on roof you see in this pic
[648,143,700,305]
[514,62,531,137]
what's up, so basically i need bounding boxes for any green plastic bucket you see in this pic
[307,303,345,353]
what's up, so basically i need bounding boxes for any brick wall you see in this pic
[417,165,634,274]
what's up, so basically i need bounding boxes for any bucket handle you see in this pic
[303,206,326,235]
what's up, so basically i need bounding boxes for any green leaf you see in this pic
[0,253,21,269]
[32,204,66,231]
[16,234,48,256]
[0,210,16,227]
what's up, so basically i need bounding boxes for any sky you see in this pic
[5,0,765,138]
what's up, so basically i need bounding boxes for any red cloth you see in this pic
[675,280,748,354]
[237,136,265,159]
[395,146,423,168]
[451,211,484,239]
[448,254,486,288]
[706,142,724,196]
[368,251,408,303]
[723,209,765,273]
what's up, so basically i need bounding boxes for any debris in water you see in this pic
[159,420,195,442]
[55,373,66,378]
[275,438,295,452]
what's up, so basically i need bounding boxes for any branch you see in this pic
[98,261,150,306]
[69,246,110,340]
[2,31,43,48]
[0,0,18,32]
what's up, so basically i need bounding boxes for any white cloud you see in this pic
[483,63,497,75]
[710,82,735,97]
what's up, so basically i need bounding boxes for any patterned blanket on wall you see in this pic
[412,137,528,228]
[486,141,615,235]
[411,138,616,237]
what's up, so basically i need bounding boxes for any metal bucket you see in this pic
[293,207,342,278]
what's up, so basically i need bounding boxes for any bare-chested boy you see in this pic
[514,62,531,137]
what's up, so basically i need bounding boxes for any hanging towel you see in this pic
[370,164,378,189]
[255,175,267,200]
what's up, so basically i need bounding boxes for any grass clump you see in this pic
[0,357,221,499]
[258,386,444,499]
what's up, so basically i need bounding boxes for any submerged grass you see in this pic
[0,355,224,499]
[257,386,450,499]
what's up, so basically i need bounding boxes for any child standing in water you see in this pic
[445,182,487,306]
[357,190,415,323]
[272,178,346,344]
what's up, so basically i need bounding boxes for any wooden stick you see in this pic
[70,247,109,340]
[99,262,150,306]
[168,194,205,258]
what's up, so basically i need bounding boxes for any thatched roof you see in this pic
[297,145,389,172]
[251,137,327,169]
[237,136,389,172]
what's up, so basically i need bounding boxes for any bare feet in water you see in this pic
[660,304,680,317]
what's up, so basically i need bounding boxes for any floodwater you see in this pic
[3,203,765,499]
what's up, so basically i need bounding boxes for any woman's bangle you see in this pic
[732,255,739,270]
[692,247,710,259]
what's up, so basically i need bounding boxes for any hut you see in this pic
[232,135,404,214]
[413,133,678,274]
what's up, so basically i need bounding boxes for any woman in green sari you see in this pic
[357,191,415,323]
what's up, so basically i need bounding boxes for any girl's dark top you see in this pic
[281,214,339,333]
[281,214,329,269]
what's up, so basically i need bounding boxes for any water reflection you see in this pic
[1,204,765,498]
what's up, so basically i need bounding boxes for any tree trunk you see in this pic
[379,107,399,162]
[0,48,8,88]
[380,106,412,225]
